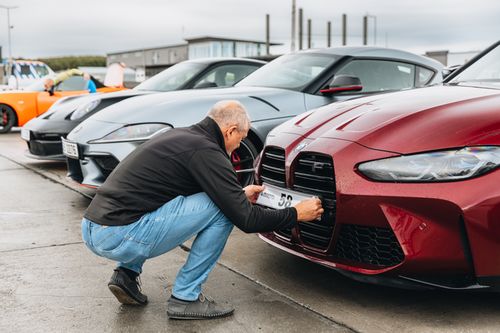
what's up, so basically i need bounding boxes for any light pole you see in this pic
[0,4,18,85]
[365,13,377,45]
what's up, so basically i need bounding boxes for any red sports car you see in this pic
[256,41,500,291]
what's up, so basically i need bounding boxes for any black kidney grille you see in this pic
[260,147,286,187]
[291,153,336,249]
[293,153,335,199]
[334,224,404,267]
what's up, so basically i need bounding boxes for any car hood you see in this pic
[69,86,305,143]
[40,89,152,121]
[275,85,500,154]
[90,86,304,126]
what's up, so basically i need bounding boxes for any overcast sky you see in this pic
[0,0,498,59]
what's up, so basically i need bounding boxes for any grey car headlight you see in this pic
[70,99,101,120]
[358,146,500,182]
[88,123,172,144]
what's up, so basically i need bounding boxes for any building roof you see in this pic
[184,36,282,46]
[108,36,282,56]
[108,43,187,56]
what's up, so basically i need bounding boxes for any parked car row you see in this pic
[9,42,500,292]
[20,58,265,160]
[63,47,442,187]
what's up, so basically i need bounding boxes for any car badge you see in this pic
[294,142,309,152]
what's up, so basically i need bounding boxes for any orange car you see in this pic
[0,71,125,133]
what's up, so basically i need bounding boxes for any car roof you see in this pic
[185,57,267,65]
[297,46,442,69]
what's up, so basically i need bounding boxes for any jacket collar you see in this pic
[197,117,226,153]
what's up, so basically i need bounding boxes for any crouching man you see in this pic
[81,100,323,320]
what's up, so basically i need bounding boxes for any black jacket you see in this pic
[84,117,297,233]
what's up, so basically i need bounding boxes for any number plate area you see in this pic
[62,138,79,159]
[20,128,30,141]
[256,182,316,209]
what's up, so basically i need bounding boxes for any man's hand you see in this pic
[294,197,324,222]
[244,184,265,204]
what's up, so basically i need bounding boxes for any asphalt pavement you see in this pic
[2,130,500,333]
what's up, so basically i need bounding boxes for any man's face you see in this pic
[224,124,248,155]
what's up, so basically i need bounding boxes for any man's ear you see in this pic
[228,125,239,135]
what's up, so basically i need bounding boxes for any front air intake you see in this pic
[334,224,404,267]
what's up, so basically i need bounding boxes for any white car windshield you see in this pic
[448,44,500,89]
[236,53,338,91]
[134,62,205,92]
[24,77,51,92]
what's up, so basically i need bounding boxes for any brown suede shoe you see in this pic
[167,293,234,320]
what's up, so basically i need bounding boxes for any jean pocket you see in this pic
[91,224,125,252]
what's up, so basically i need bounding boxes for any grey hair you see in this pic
[207,100,251,131]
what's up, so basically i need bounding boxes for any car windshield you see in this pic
[134,62,206,92]
[24,77,50,92]
[33,64,51,77]
[448,44,500,89]
[236,53,338,91]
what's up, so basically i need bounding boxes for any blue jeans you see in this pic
[81,192,233,301]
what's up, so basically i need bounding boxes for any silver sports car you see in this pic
[21,58,265,160]
[64,46,443,187]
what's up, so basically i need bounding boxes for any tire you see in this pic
[0,104,17,134]
[231,138,259,187]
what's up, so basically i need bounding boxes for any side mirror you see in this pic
[320,75,363,95]
[442,65,461,79]
[194,81,218,89]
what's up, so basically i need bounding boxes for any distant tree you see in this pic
[36,56,106,71]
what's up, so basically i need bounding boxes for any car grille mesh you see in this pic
[94,156,120,178]
[260,147,292,239]
[334,224,404,267]
[293,153,336,250]
[260,147,286,188]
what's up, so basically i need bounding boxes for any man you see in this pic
[43,68,96,93]
[81,100,323,320]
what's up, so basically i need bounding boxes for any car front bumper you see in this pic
[256,135,500,290]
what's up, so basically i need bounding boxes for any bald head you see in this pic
[207,100,251,132]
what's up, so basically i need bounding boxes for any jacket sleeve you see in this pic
[187,148,297,233]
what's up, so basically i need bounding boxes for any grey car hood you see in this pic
[41,89,152,121]
[90,86,305,126]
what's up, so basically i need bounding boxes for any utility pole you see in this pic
[307,19,311,49]
[291,0,296,52]
[363,16,368,45]
[342,14,347,46]
[327,21,331,47]
[366,13,377,45]
[0,5,18,86]
[266,14,270,55]
[298,8,303,50]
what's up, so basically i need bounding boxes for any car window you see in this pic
[56,76,87,91]
[237,53,338,91]
[416,66,434,87]
[193,64,260,88]
[134,62,205,92]
[334,59,416,94]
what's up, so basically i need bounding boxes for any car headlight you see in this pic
[358,146,500,182]
[70,99,101,120]
[88,123,172,144]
